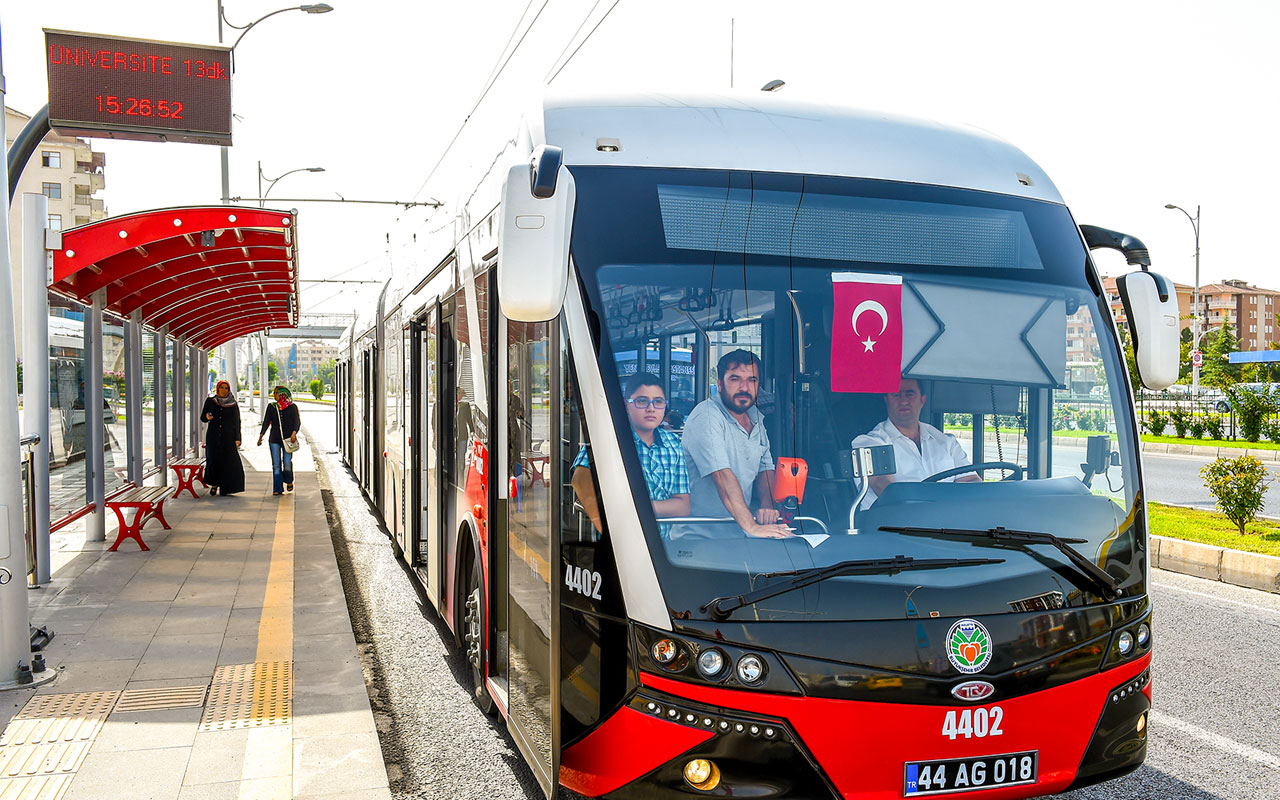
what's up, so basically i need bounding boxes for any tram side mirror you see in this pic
[1116,270,1179,389]
[498,145,577,322]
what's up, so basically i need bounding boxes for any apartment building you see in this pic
[6,105,108,353]
[1198,280,1280,350]
[273,339,339,380]
[1101,276,1195,334]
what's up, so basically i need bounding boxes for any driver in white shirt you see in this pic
[852,378,979,509]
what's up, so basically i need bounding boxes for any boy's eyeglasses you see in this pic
[627,397,667,410]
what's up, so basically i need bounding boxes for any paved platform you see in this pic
[0,433,390,800]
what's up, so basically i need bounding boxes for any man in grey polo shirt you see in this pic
[680,349,793,539]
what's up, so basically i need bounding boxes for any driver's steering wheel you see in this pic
[923,462,1024,482]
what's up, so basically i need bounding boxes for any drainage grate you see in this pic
[200,661,292,731]
[114,685,208,713]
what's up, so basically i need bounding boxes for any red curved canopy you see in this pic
[50,206,300,349]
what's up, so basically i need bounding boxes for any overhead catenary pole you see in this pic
[0,29,39,686]
[21,193,52,584]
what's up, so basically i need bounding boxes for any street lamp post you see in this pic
[216,2,332,405]
[1165,203,1201,394]
[255,162,322,412]
[258,163,325,209]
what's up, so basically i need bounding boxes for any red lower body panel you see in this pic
[620,653,1152,800]
[561,706,714,796]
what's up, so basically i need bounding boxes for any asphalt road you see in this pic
[300,402,1280,800]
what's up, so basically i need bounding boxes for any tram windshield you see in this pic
[569,167,1144,622]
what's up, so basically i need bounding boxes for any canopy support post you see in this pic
[259,333,269,420]
[86,290,106,543]
[125,310,144,485]
[155,327,169,485]
[173,336,186,458]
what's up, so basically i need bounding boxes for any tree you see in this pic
[1116,324,1142,391]
[268,361,279,384]
[1199,323,1242,388]
[309,379,324,400]
[316,359,336,388]
[1178,327,1193,383]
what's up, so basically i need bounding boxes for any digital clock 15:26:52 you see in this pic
[94,95,184,119]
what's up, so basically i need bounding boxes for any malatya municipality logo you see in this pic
[947,619,992,674]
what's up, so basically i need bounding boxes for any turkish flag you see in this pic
[831,273,903,393]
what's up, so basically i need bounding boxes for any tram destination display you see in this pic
[44,29,233,146]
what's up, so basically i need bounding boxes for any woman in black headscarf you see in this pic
[201,380,245,496]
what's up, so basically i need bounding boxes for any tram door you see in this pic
[412,307,442,606]
[505,317,560,798]
[361,350,372,490]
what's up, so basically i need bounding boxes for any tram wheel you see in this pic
[464,554,497,716]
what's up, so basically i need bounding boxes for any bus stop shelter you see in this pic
[24,205,300,564]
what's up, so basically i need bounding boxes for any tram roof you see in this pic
[49,206,301,349]
[537,91,1064,204]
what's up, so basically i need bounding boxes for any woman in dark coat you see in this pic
[201,380,245,496]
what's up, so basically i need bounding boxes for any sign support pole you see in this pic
[0,26,39,687]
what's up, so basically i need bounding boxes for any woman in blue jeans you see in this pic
[257,386,302,496]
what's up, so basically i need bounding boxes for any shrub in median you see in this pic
[1189,417,1205,440]
[1200,455,1270,535]
[1225,384,1279,443]
[1144,410,1166,436]
[1204,415,1225,441]
[309,379,324,400]
[1168,407,1190,438]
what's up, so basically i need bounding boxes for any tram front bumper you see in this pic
[561,655,1151,799]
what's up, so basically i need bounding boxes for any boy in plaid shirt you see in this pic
[571,372,690,538]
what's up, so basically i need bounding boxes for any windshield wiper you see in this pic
[880,525,1122,600]
[701,555,1004,620]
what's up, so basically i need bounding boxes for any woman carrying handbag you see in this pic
[258,386,301,496]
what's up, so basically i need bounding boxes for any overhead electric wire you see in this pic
[546,0,623,84]
[543,0,606,83]
[411,0,555,202]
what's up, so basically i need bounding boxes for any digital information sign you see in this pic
[45,29,233,146]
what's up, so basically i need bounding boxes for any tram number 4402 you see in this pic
[565,565,603,600]
[941,707,1004,740]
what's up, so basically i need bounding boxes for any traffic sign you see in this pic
[45,29,233,146]
[1191,349,1203,368]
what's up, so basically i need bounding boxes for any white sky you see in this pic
[5,0,1280,320]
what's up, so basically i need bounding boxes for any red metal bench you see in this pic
[105,486,172,551]
[169,457,207,499]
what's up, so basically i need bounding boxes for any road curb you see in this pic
[1140,440,1280,461]
[1151,534,1280,594]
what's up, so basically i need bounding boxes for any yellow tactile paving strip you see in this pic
[200,662,293,731]
[234,493,295,800]
[0,690,120,800]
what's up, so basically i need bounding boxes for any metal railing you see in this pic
[19,434,40,588]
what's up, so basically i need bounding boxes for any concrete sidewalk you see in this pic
[0,433,390,800]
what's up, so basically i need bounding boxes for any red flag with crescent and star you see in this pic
[831,272,903,393]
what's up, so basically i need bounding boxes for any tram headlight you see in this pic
[683,758,722,791]
[1137,623,1151,648]
[1136,712,1147,738]
[696,648,726,679]
[1117,630,1135,656]
[652,639,679,665]
[736,654,767,685]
